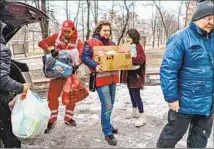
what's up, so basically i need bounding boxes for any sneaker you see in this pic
[112,127,118,134]
[135,113,147,127]
[126,107,140,119]
[105,135,117,146]
[44,122,56,134]
[65,118,77,127]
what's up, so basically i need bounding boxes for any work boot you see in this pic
[65,118,77,127]
[135,113,147,127]
[112,127,118,134]
[126,107,139,119]
[105,135,117,146]
[44,122,56,133]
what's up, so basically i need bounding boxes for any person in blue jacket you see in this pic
[157,0,214,148]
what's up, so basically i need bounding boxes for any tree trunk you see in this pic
[65,0,69,20]
[177,1,183,30]
[132,1,135,28]
[151,5,156,48]
[74,0,81,27]
[23,0,27,57]
[86,0,90,40]
[82,2,85,41]
[110,0,115,23]
[153,0,168,39]
[94,0,98,24]
[157,36,160,47]
[117,0,130,45]
[184,1,191,27]
[40,0,49,39]
[39,0,49,55]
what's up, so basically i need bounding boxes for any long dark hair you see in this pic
[126,28,140,44]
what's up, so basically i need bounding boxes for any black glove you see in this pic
[72,65,79,74]
[50,49,59,57]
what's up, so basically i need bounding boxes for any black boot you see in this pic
[112,127,118,134]
[105,135,117,146]
[44,122,56,134]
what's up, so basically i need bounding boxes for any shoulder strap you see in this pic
[54,32,61,47]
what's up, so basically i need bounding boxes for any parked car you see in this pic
[1,1,48,89]
[0,1,48,147]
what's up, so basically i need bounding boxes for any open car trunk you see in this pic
[0,1,48,90]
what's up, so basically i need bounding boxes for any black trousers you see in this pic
[157,110,213,148]
[0,102,21,148]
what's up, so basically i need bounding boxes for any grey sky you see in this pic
[51,1,186,25]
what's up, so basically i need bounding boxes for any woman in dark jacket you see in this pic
[120,29,146,127]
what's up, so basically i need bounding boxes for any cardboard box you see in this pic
[93,43,133,71]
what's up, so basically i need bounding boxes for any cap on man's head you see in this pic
[192,0,214,21]
[62,20,75,31]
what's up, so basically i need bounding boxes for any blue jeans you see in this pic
[96,83,116,136]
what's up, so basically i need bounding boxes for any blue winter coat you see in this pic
[160,22,214,116]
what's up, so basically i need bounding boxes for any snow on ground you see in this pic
[21,85,213,148]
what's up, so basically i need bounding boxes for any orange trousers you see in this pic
[48,78,75,124]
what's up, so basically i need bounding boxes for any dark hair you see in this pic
[93,20,112,35]
[126,28,140,44]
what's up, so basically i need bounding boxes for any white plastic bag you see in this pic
[11,90,51,138]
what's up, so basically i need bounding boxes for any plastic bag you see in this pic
[11,90,51,138]
[44,53,73,78]
[62,74,89,104]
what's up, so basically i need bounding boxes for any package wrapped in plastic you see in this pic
[44,50,74,78]
[11,90,51,138]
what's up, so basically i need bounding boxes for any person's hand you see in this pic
[47,47,52,52]
[23,83,31,93]
[72,65,79,74]
[95,65,103,72]
[8,98,16,110]
[168,100,180,112]
[50,49,59,57]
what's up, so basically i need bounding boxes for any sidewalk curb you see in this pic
[12,54,43,60]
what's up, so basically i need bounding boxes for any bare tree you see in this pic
[94,0,98,24]
[23,0,28,57]
[34,0,49,40]
[153,0,168,39]
[65,0,70,20]
[40,0,49,39]
[110,0,115,23]
[74,0,81,27]
[151,5,157,48]
[132,1,135,28]
[184,1,191,27]
[177,1,184,30]
[33,0,49,54]
[117,0,130,45]
[86,0,91,40]
[81,2,85,41]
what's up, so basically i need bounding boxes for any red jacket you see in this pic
[83,34,119,87]
[38,32,84,63]
[120,43,146,88]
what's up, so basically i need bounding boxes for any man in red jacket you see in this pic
[38,20,83,133]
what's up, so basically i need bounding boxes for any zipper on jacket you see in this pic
[206,33,209,39]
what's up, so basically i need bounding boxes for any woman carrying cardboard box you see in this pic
[121,29,146,127]
[81,20,118,146]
